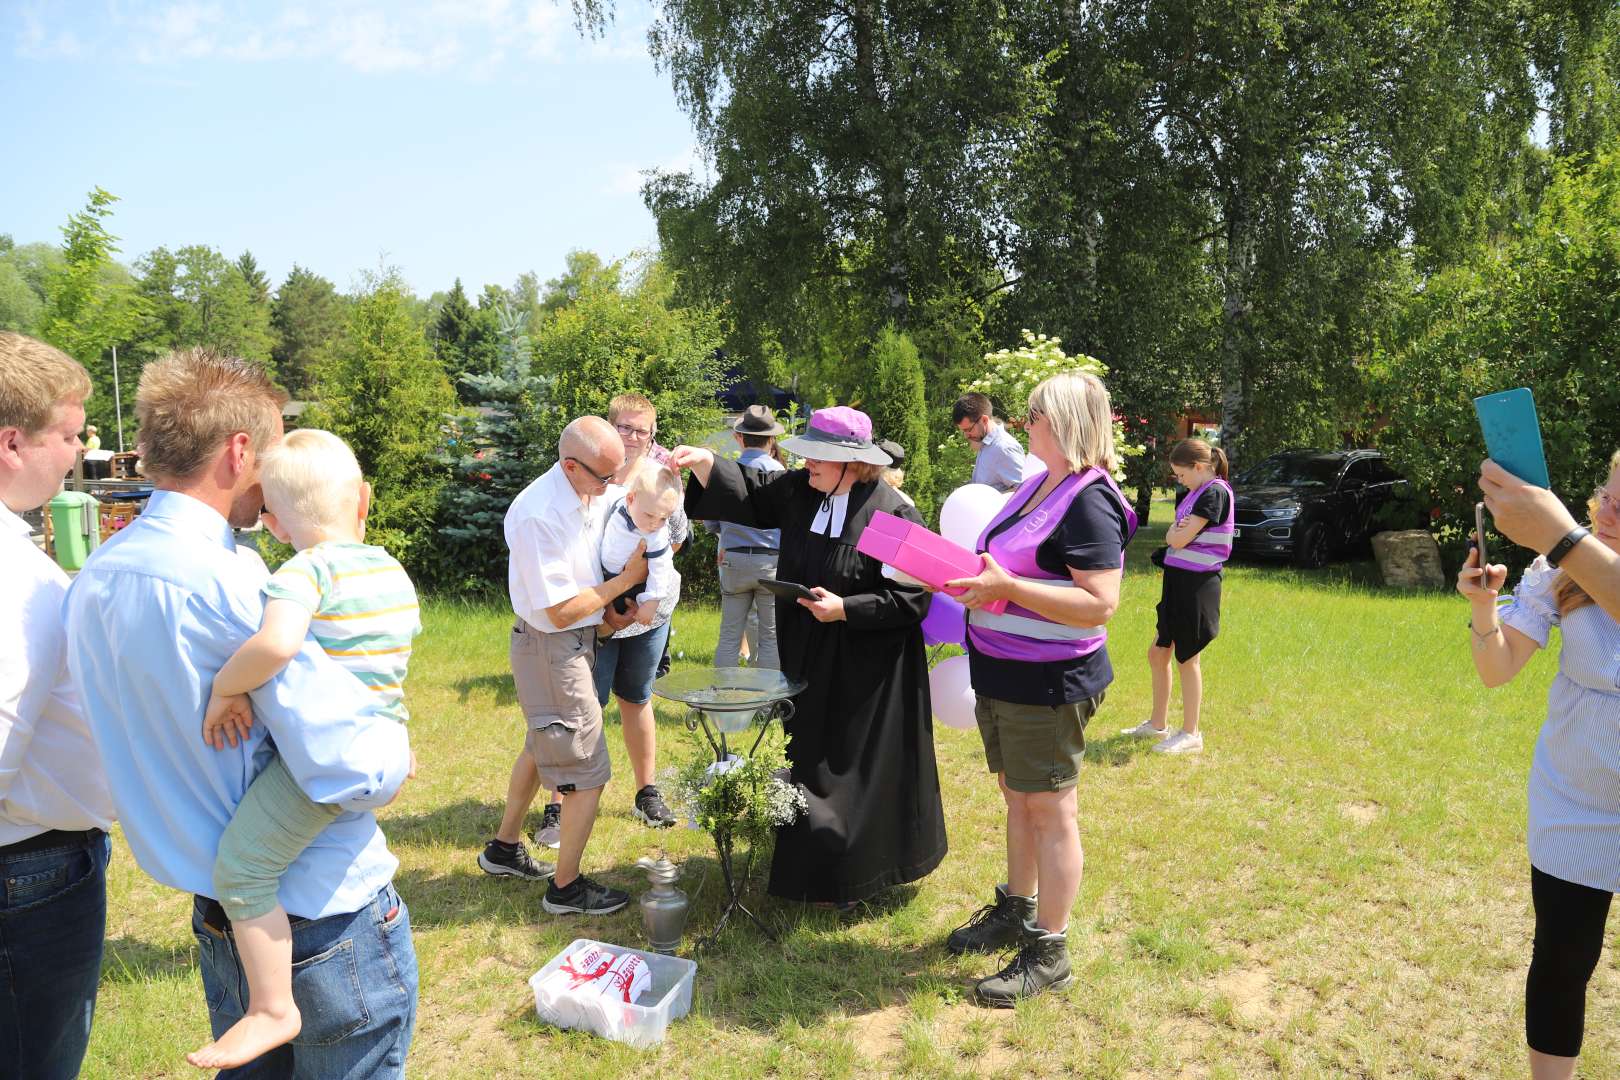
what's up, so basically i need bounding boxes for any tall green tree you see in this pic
[235,251,271,306]
[39,189,147,437]
[539,250,613,320]
[430,278,501,401]
[861,327,935,519]
[639,0,1051,396]
[134,245,276,369]
[270,266,344,397]
[436,302,557,587]
[532,256,725,454]
[305,271,458,576]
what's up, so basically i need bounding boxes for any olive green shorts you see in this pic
[975,692,1103,793]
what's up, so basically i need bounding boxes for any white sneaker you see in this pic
[1153,731,1204,755]
[1121,719,1171,740]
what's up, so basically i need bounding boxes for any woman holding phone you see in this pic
[670,407,947,908]
[1460,449,1620,1080]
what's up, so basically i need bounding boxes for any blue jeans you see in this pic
[594,620,672,706]
[192,882,418,1079]
[0,830,109,1080]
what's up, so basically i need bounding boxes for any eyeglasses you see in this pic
[956,416,988,441]
[1593,487,1620,515]
[566,456,616,486]
[614,422,655,442]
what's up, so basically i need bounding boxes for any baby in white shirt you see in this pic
[599,460,682,634]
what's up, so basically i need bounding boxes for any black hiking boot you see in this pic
[945,884,1037,955]
[973,925,1073,1008]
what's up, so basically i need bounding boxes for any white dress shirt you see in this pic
[0,501,114,845]
[505,462,620,633]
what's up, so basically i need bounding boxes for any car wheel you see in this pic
[1293,522,1331,569]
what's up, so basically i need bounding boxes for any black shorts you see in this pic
[1154,566,1222,663]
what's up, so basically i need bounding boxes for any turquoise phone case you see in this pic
[1474,388,1551,488]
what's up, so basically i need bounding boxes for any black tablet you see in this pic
[759,578,817,602]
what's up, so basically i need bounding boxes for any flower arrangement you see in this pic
[664,726,806,858]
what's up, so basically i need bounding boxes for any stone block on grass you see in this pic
[1371,530,1445,589]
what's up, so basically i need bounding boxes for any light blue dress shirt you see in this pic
[64,491,411,919]
[973,421,1030,493]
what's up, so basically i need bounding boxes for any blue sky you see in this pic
[2,1,701,297]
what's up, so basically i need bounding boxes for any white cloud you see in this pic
[10,0,648,75]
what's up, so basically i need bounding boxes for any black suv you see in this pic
[1231,449,1415,568]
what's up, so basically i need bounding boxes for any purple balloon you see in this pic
[921,591,967,647]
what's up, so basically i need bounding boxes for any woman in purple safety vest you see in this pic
[942,371,1138,1007]
[1123,438,1233,756]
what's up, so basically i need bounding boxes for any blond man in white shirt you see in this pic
[478,416,647,917]
[0,332,116,1077]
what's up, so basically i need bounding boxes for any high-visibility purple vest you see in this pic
[1161,477,1234,573]
[967,467,1138,664]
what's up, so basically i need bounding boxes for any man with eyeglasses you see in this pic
[953,392,1032,494]
[478,416,647,918]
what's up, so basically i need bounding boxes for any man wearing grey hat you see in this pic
[709,405,786,669]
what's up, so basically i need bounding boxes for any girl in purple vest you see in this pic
[943,371,1138,1006]
[1123,438,1233,755]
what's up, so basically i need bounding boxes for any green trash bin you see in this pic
[48,490,100,571]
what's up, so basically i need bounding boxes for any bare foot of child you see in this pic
[185,1004,302,1070]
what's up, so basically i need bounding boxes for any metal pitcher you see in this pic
[635,855,689,954]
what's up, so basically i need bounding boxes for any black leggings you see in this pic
[1527,865,1613,1057]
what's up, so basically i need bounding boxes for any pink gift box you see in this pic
[857,511,1008,615]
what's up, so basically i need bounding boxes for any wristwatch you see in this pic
[1545,526,1591,568]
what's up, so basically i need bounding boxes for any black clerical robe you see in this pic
[687,457,949,902]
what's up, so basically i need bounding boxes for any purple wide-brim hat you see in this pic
[779,406,893,466]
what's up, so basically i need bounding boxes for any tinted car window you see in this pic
[1363,458,1400,482]
[1234,455,1342,487]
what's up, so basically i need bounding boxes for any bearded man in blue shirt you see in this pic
[65,348,418,1078]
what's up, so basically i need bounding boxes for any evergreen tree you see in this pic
[436,302,558,587]
[270,266,344,396]
[235,251,271,306]
[304,271,458,577]
[431,278,501,402]
[862,327,935,520]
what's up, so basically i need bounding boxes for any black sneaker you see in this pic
[946,884,1036,955]
[542,874,631,915]
[477,839,553,881]
[633,785,676,828]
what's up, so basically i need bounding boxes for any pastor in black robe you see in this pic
[687,457,948,903]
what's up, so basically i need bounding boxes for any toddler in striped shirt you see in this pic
[187,428,421,1071]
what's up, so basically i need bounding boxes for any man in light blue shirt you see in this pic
[954,392,1031,493]
[65,349,417,1078]
[707,405,786,669]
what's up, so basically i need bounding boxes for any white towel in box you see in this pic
[595,950,652,1005]
[536,944,617,1029]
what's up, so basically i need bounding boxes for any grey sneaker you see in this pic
[477,839,553,881]
[533,802,562,850]
[946,884,1037,955]
[633,785,676,828]
[974,926,1073,1008]
[543,874,631,916]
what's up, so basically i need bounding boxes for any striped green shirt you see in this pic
[263,541,421,725]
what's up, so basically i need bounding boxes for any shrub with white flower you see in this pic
[932,331,1142,502]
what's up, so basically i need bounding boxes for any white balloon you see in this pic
[928,655,978,731]
[939,483,1011,551]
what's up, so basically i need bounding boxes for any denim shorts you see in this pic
[594,620,672,706]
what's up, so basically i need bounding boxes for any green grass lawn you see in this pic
[87,500,1617,1078]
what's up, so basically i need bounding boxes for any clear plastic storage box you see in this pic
[529,938,696,1048]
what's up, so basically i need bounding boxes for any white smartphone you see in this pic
[1474,501,1488,569]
